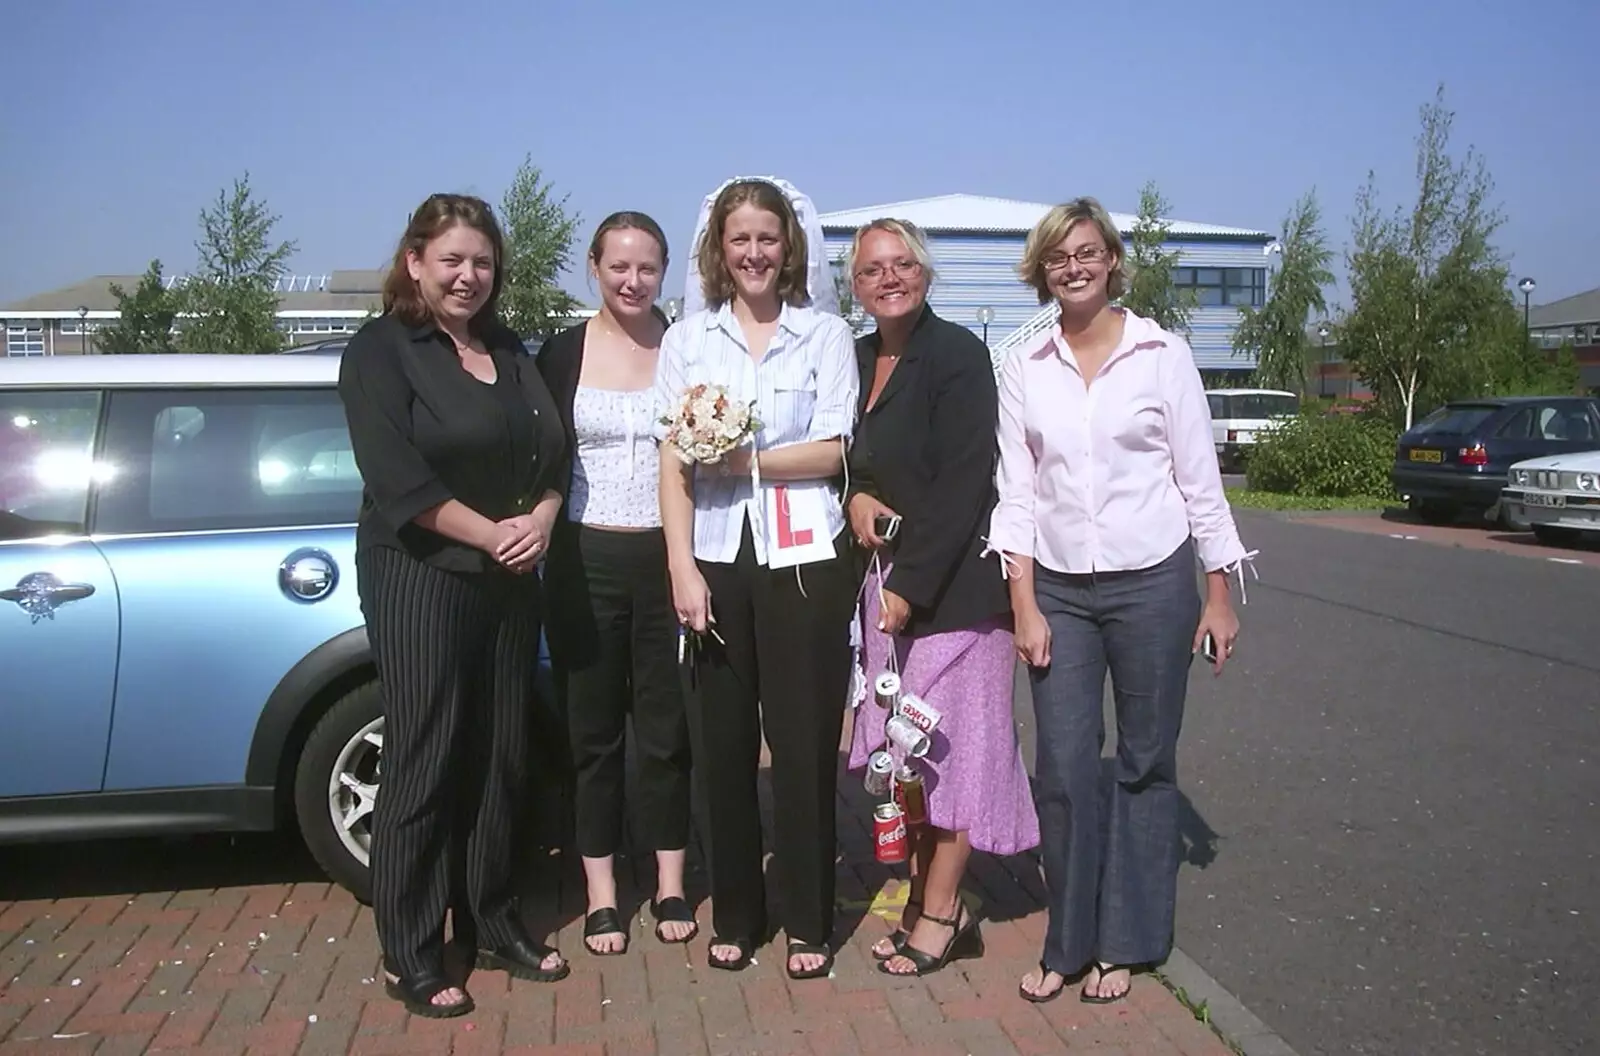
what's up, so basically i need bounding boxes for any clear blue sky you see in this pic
[4,0,1596,309]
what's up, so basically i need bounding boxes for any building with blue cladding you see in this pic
[818,194,1276,377]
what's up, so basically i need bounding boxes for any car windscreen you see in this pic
[1412,404,1499,436]
[1218,393,1299,418]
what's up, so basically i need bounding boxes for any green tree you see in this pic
[95,259,179,354]
[1340,85,1519,428]
[1120,181,1194,334]
[498,155,580,339]
[1232,192,1334,394]
[175,174,296,354]
[831,256,869,335]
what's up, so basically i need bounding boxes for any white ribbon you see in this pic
[681,175,840,319]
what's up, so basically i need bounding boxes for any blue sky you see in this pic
[3,0,1596,309]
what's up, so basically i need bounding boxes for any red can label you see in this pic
[873,803,908,863]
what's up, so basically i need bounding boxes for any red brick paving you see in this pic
[0,720,1235,1056]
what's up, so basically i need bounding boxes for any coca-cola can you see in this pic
[873,802,908,863]
[894,765,927,827]
[873,671,901,710]
[896,692,942,734]
[863,749,894,797]
[884,714,930,758]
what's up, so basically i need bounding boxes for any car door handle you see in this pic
[1,572,97,622]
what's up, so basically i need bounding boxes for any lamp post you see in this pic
[976,305,994,346]
[76,305,90,356]
[1517,276,1536,346]
[1317,323,1330,399]
[664,297,682,325]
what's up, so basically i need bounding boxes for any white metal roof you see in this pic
[0,354,342,389]
[816,194,1273,239]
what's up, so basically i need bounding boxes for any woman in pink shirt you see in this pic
[987,198,1253,1005]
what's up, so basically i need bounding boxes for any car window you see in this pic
[0,389,103,542]
[1413,404,1499,435]
[95,386,362,535]
[1535,403,1598,443]
[1495,408,1534,439]
[1229,393,1299,418]
[1206,394,1224,418]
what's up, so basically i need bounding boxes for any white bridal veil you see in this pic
[680,175,840,319]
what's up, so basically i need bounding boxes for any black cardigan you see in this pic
[847,306,1010,637]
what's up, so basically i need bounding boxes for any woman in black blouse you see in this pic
[338,193,571,1017]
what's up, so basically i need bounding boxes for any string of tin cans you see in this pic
[865,669,943,864]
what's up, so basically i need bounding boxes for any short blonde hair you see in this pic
[1017,197,1129,305]
[847,218,938,286]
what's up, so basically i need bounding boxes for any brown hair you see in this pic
[1017,197,1129,304]
[381,193,507,334]
[588,210,670,269]
[694,179,809,309]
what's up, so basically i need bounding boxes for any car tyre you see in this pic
[1409,498,1459,525]
[293,681,383,903]
[1531,524,1579,547]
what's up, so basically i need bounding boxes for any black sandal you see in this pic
[876,903,983,978]
[1018,961,1067,1003]
[1080,962,1134,1005]
[383,969,474,1019]
[871,898,921,961]
[707,936,753,972]
[582,907,629,956]
[649,896,699,944]
[785,941,834,981]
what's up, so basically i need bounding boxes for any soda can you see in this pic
[885,714,930,758]
[896,693,942,734]
[873,671,901,710]
[873,802,908,864]
[863,749,894,797]
[895,765,927,827]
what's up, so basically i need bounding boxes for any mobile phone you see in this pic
[1200,632,1218,665]
[874,514,901,541]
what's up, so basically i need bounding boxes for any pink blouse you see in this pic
[986,310,1254,579]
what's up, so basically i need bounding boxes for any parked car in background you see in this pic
[1392,396,1600,524]
[1205,388,1300,471]
[0,354,557,900]
[1500,450,1600,544]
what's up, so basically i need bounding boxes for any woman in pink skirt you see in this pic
[843,218,1040,977]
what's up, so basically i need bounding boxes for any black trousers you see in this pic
[357,546,540,980]
[688,522,857,947]
[545,524,690,859]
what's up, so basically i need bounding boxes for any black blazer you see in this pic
[533,320,590,517]
[848,306,1010,637]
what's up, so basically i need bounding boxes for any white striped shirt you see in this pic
[652,301,859,565]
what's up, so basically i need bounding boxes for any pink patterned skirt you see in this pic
[847,563,1041,856]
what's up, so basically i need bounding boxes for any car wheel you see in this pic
[1409,498,1459,525]
[293,681,382,902]
[1531,524,1579,547]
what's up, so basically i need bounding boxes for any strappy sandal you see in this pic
[876,903,983,978]
[785,941,834,980]
[707,936,753,972]
[871,898,921,961]
[649,896,699,944]
[582,907,629,956]
[1080,962,1134,1005]
[383,968,474,1019]
[1018,961,1067,1003]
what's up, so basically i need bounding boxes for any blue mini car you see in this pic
[0,353,553,898]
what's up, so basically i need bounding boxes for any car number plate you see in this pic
[1408,449,1443,463]
[1523,493,1566,508]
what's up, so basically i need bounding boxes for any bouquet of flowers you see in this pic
[659,383,761,466]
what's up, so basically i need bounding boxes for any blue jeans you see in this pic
[1029,539,1201,973]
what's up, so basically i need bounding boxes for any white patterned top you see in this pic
[569,385,661,528]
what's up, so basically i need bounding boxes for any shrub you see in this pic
[1244,410,1399,498]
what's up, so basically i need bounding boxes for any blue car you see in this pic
[1392,395,1600,524]
[0,353,554,898]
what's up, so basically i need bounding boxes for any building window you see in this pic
[1173,267,1266,308]
[278,317,359,336]
[6,323,45,357]
[57,320,102,336]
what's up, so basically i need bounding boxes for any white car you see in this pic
[1205,388,1300,471]
[1500,450,1600,544]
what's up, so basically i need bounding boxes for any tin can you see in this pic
[885,714,930,758]
[863,749,894,797]
[873,671,901,710]
[896,693,942,734]
[873,802,908,863]
[894,765,927,827]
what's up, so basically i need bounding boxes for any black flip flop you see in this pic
[649,896,700,944]
[583,907,629,956]
[706,936,753,972]
[785,941,833,981]
[1018,961,1067,1004]
[1080,962,1132,1005]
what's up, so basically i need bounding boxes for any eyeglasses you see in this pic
[855,259,923,284]
[1042,246,1108,271]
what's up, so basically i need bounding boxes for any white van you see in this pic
[1205,388,1300,471]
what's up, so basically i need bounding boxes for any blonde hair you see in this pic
[1017,197,1129,305]
[846,218,938,286]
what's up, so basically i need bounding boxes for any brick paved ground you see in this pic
[0,720,1235,1056]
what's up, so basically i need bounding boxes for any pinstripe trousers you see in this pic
[357,546,542,980]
